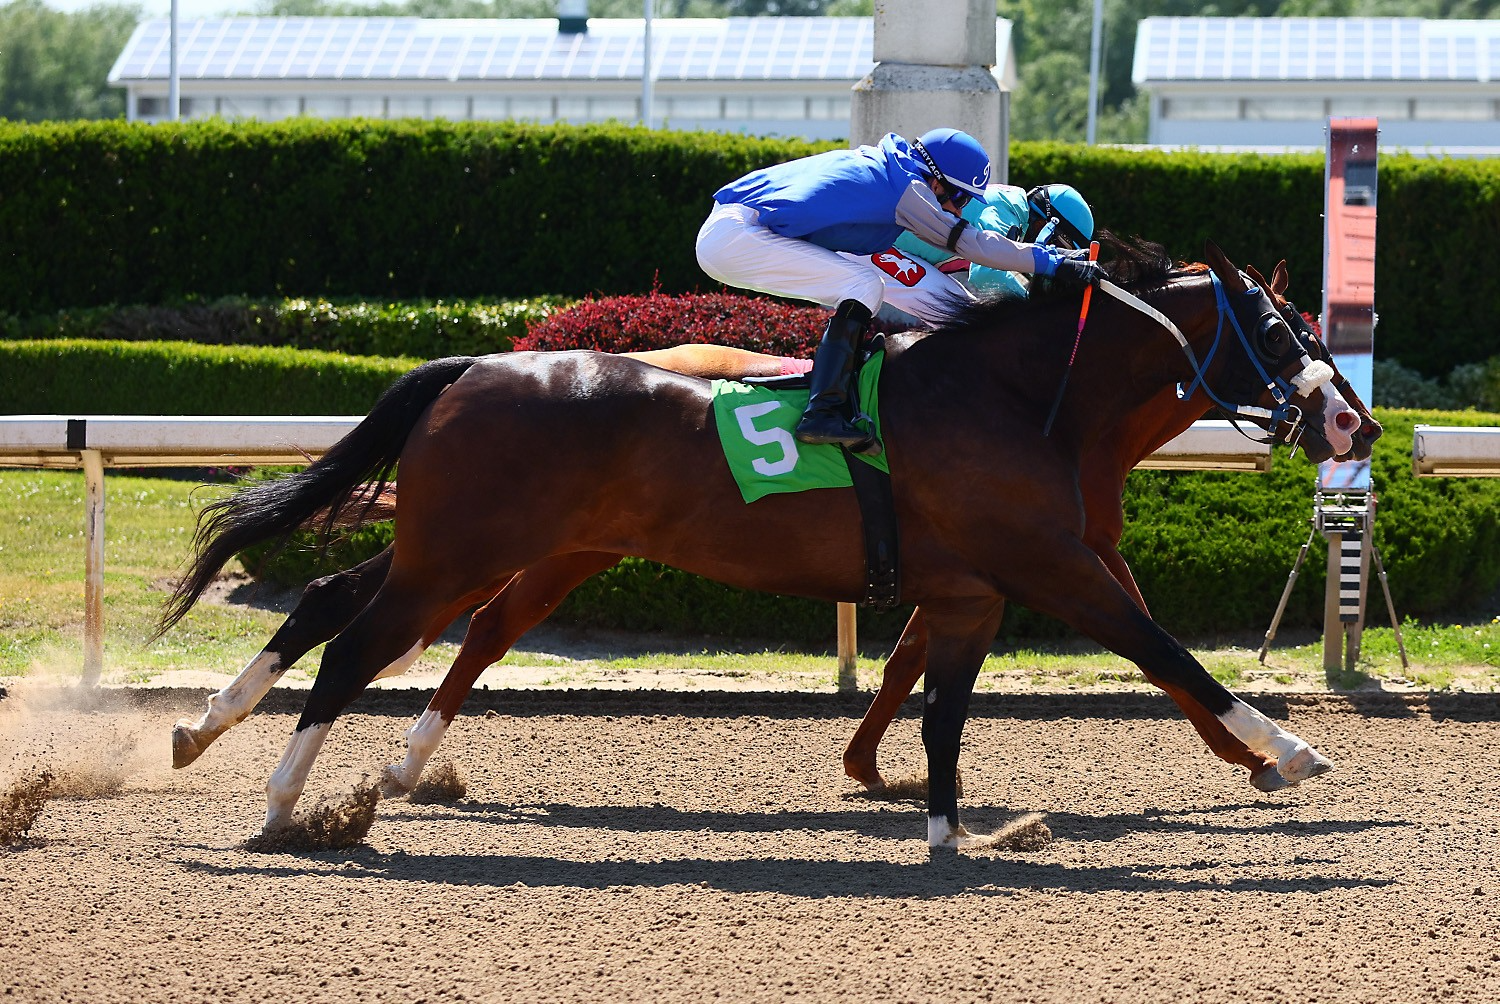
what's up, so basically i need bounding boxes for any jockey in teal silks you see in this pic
[891,182,1096,301]
[696,128,1104,456]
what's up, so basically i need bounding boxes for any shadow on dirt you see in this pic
[175,799,1408,899]
[369,799,1415,846]
[176,846,1398,899]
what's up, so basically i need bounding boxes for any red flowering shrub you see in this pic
[515,289,901,358]
[1300,310,1322,337]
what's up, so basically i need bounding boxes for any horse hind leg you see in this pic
[843,608,930,790]
[381,551,623,797]
[172,548,395,769]
[263,573,500,831]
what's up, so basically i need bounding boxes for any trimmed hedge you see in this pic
[518,288,830,356]
[2,295,565,358]
[0,339,415,414]
[0,118,816,312]
[1009,143,1500,378]
[5,121,1499,375]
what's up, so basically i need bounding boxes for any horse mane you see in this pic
[931,230,1195,339]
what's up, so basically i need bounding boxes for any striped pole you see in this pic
[1338,532,1364,622]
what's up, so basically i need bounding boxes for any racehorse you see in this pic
[169,259,1378,804]
[160,240,1360,847]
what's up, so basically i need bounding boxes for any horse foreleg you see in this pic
[843,608,930,789]
[172,547,395,769]
[1018,541,1332,793]
[916,598,1006,849]
[1093,543,1286,790]
[380,551,623,797]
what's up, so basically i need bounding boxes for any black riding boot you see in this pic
[794,299,881,455]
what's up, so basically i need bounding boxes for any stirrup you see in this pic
[847,412,883,457]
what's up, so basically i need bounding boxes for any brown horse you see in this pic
[161,240,1359,846]
[169,260,1377,800]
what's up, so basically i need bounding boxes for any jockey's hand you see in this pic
[1050,256,1106,288]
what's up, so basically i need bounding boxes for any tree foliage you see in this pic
[3,0,1496,131]
[0,0,138,121]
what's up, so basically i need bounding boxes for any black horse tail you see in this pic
[155,356,480,637]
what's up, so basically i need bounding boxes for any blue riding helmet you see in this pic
[911,128,992,198]
[1025,184,1095,250]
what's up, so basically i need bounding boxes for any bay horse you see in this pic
[169,258,1377,798]
[161,240,1359,846]
[169,260,1377,804]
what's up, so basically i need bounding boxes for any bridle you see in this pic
[1097,271,1333,448]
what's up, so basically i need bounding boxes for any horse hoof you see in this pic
[1250,764,1296,792]
[172,724,206,769]
[1277,744,1333,783]
[378,766,414,798]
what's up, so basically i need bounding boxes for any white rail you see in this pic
[1412,425,1500,477]
[0,414,1270,687]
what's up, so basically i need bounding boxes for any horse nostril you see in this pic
[1335,411,1358,432]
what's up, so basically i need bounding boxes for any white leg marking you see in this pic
[1219,700,1333,781]
[264,722,332,831]
[927,815,972,849]
[192,651,283,733]
[174,651,284,766]
[381,708,451,796]
[371,641,425,682]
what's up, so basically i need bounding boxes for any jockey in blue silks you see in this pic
[696,128,1104,456]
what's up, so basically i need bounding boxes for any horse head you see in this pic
[1245,260,1384,462]
[1200,241,1360,463]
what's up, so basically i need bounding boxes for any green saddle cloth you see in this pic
[711,352,889,504]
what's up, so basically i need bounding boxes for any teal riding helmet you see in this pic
[1025,184,1095,250]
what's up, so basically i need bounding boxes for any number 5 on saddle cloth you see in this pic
[710,347,900,609]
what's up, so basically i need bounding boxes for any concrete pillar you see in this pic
[850,0,1007,179]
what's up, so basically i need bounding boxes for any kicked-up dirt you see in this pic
[0,684,1497,1003]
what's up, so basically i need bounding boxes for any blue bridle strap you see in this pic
[1169,274,1307,440]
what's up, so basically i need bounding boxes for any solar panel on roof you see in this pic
[110,15,892,84]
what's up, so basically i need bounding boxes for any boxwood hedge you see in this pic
[4,120,1498,376]
[0,339,415,414]
[1,296,565,358]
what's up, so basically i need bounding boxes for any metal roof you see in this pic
[1133,17,1500,85]
[107,16,893,83]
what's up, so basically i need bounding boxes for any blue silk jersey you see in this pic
[713,134,927,256]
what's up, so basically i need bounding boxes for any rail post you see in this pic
[81,448,106,687]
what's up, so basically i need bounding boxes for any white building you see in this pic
[107,15,1016,143]
[1133,17,1500,154]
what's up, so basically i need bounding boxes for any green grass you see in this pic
[1,468,1497,693]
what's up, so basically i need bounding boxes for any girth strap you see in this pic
[842,446,900,610]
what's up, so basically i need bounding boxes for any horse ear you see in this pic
[1272,260,1290,296]
[1244,263,1270,291]
[1202,240,1245,293]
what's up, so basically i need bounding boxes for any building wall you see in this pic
[1148,88,1500,151]
[126,82,856,141]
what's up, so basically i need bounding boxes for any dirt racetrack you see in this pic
[1,684,1497,1003]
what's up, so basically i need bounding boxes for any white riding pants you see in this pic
[695,202,973,326]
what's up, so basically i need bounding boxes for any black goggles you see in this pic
[936,180,973,210]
